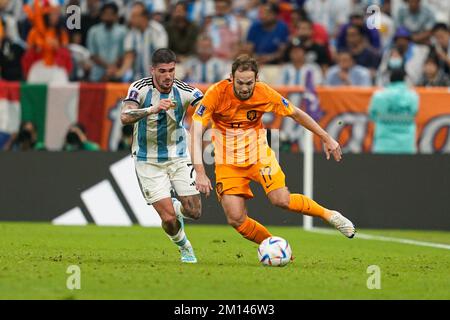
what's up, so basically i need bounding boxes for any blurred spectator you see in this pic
[304,0,352,37]
[290,19,332,72]
[279,43,323,87]
[430,23,450,75]
[243,0,260,22]
[207,0,242,60]
[117,124,133,151]
[377,27,429,85]
[62,123,100,151]
[246,3,289,64]
[423,0,450,25]
[0,3,25,80]
[165,1,199,60]
[344,25,381,76]
[183,35,228,83]
[2,0,23,21]
[80,0,101,46]
[325,50,372,86]
[5,121,45,151]
[336,7,381,52]
[289,8,329,47]
[115,1,168,81]
[141,0,166,21]
[369,67,419,154]
[278,43,322,118]
[87,2,126,82]
[0,0,22,45]
[187,0,215,26]
[397,0,435,44]
[68,31,91,81]
[23,3,72,83]
[325,51,372,86]
[419,56,450,86]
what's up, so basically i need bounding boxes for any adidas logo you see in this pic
[52,157,161,227]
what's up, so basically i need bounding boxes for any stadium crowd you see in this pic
[1,0,449,153]
[0,0,449,87]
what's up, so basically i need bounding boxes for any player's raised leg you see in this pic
[221,194,272,244]
[267,187,355,238]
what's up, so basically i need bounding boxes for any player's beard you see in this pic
[157,77,174,93]
[233,86,255,101]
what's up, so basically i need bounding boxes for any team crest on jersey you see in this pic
[216,182,223,195]
[282,97,289,107]
[197,104,206,116]
[128,89,139,101]
[247,110,257,121]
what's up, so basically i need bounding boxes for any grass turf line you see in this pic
[0,222,449,299]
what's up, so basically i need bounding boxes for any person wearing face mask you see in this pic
[369,66,419,154]
[87,2,126,82]
[376,27,429,85]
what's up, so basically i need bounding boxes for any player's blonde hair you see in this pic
[232,55,259,77]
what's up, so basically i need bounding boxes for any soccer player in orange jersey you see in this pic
[190,55,355,244]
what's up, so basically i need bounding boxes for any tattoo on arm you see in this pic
[121,102,151,125]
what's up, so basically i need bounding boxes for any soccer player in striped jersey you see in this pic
[121,48,204,263]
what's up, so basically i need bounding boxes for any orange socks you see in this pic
[288,194,331,221]
[235,216,272,244]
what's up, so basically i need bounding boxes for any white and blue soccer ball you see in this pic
[257,236,292,267]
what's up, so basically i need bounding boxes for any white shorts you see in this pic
[134,157,199,204]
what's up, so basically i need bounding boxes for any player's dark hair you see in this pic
[432,23,449,33]
[232,55,258,77]
[152,48,177,66]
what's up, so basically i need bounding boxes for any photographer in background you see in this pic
[5,121,45,151]
[62,123,100,151]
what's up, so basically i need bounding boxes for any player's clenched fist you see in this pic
[196,172,213,197]
[151,98,173,113]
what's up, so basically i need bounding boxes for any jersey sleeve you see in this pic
[188,87,204,107]
[124,81,145,106]
[191,84,218,127]
[264,84,295,116]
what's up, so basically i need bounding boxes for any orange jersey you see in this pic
[192,79,296,166]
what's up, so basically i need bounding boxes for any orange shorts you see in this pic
[214,150,286,201]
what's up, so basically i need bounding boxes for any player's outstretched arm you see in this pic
[190,120,213,197]
[120,99,173,125]
[289,107,342,162]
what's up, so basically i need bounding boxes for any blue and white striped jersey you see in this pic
[124,77,203,163]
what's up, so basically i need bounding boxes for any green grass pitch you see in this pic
[0,222,449,299]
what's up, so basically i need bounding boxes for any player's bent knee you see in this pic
[161,214,177,226]
[227,216,245,228]
[270,196,290,209]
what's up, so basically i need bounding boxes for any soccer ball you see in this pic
[257,236,292,267]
